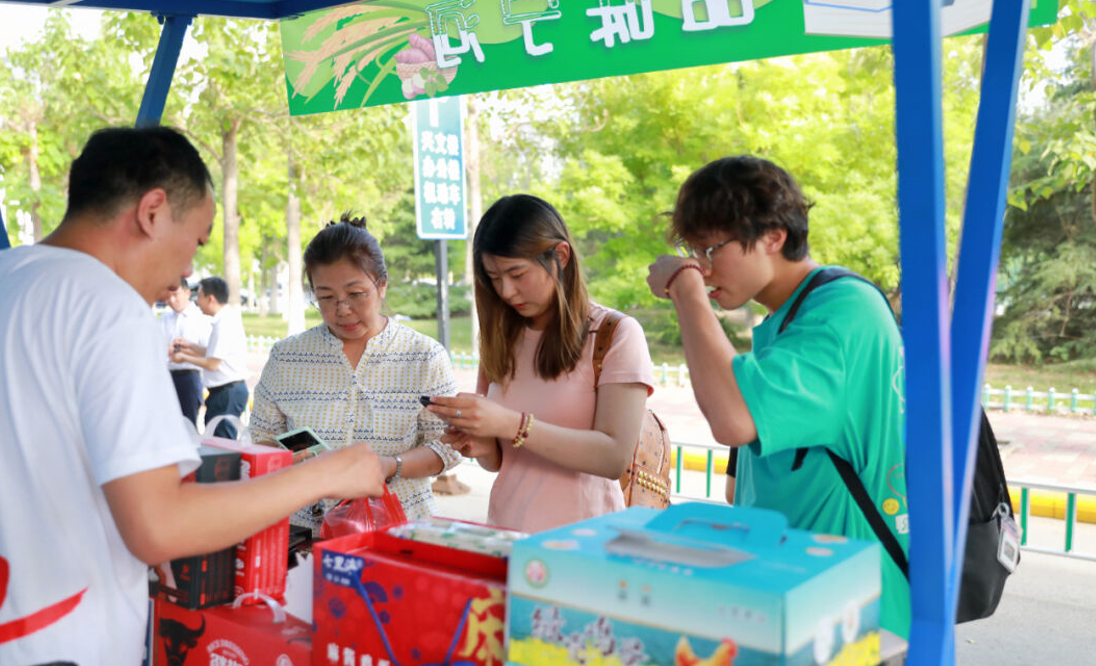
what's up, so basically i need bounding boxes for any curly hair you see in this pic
[671,155,813,261]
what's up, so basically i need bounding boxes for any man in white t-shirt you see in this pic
[0,126,385,666]
[160,278,212,424]
[172,276,248,439]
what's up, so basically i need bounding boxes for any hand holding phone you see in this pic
[275,427,331,463]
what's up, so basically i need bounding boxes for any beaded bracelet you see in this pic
[664,264,703,296]
[511,412,535,448]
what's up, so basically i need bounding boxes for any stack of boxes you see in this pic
[162,445,242,609]
[146,455,884,666]
[151,438,300,665]
[204,435,293,603]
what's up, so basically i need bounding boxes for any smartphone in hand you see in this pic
[275,427,331,463]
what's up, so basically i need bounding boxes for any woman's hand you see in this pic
[427,393,523,441]
[443,428,498,459]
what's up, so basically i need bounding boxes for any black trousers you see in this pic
[204,380,249,439]
[170,369,203,425]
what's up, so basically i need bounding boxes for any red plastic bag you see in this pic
[319,487,406,540]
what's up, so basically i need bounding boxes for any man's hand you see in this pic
[171,337,200,356]
[647,254,703,300]
[308,442,385,500]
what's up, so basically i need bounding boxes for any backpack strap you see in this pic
[826,449,911,580]
[778,267,865,334]
[781,267,894,471]
[773,268,909,578]
[592,310,625,386]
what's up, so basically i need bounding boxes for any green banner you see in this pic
[280,0,1058,115]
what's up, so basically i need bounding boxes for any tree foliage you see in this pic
[0,8,1090,368]
[995,4,1096,364]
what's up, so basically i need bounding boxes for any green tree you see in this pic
[0,12,147,242]
[994,6,1096,364]
[478,42,986,316]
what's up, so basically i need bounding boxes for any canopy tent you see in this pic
[0,1,1053,663]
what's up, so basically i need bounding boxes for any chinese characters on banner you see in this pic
[428,0,755,67]
[413,96,467,240]
[281,0,1057,114]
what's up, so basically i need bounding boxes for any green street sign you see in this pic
[280,0,1058,116]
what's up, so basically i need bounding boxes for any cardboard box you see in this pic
[154,596,311,666]
[507,503,882,666]
[312,520,517,666]
[204,436,293,604]
[167,446,241,609]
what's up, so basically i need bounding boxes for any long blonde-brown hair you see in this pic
[473,195,590,384]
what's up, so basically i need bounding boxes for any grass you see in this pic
[983,363,1096,394]
[242,314,1096,393]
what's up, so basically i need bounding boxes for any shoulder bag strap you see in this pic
[592,310,625,387]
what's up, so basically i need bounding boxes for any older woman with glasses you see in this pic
[249,213,461,532]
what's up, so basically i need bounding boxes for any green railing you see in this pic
[669,440,730,505]
[667,441,1096,562]
[982,384,1096,415]
[245,345,1096,412]
[1013,479,1096,562]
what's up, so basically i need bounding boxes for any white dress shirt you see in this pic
[159,302,211,372]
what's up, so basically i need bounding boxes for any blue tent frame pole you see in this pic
[135,14,193,128]
[0,206,9,249]
[948,0,1029,613]
[892,1,955,664]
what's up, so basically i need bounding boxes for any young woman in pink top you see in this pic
[428,195,655,533]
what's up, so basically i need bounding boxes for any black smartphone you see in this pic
[419,395,435,407]
[275,427,326,453]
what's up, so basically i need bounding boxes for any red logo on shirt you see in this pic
[0,555,86,645]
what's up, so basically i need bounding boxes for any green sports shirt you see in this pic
[732,266,911,639]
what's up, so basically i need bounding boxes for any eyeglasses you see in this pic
[309,281,378,312]
[674,237,738,268]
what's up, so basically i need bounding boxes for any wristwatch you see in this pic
[386,455,403,484]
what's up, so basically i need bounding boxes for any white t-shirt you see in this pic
[203,306,248,389]
[159,302,211,372]
[0,245,200,665]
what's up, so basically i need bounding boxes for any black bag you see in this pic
[732,267,1019,623]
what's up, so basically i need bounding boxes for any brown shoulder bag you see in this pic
[592,311,672,508]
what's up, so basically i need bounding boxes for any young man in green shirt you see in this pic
[647,155,911,640]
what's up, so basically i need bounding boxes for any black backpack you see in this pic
[730,266,1019,623]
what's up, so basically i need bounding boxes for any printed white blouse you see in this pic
[249,320,460,528]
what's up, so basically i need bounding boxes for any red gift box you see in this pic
[154,596,310,666]
[313,524,511,666]
[204,436,293,604]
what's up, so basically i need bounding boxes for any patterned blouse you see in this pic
[249,320,461,529]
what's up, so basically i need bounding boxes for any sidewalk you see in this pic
[447,366,1096,490]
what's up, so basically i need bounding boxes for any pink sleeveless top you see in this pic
[486,305,655,533]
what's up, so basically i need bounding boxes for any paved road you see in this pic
[955,548,1096,664]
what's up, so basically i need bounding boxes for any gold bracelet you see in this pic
[511,412,535,448]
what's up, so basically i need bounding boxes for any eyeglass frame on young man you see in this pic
[674,237,739,268]
[308,277,380,312]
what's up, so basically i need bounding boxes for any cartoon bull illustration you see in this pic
[159,614,206,666]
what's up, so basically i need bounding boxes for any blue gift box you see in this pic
[506,503,881,666]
